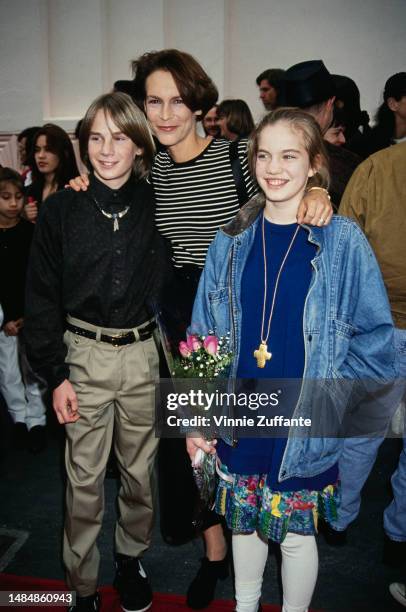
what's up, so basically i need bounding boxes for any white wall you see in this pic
[0,0,44,130]
[0,0,405,132]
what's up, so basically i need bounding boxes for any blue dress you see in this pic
[215,218,339,542]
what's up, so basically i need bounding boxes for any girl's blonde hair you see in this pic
[79,92,155,179]
[248,107,330,191]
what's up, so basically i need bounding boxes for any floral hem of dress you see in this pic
[215,468,340,544]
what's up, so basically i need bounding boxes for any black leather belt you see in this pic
[66,320,156,347]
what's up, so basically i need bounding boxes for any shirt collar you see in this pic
[88,172,137,208]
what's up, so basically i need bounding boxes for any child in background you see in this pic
[0,168,47,452]
[187,108,395,612]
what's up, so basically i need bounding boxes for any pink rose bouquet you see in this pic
[171,332,232,379]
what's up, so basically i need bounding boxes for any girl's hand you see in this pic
[68,174,89,192]
[24,199,38,223]
[186,436,217,463]
[297,189,333,226]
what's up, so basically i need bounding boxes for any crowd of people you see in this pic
[0,49,405,612]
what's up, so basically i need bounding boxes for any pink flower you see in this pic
[203,335,219,355]
[186,334,202,351]
[179,341,192,358]
[246,494,257,506]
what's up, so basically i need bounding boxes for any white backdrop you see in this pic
[0,0,405,132]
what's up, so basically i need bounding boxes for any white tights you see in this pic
[232,531,318,612]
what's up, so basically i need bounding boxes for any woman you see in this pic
[71,48,333,609]
[25,124,79,222]
[217,99,255,140]
[351,72,406,158]
[186,108,395,612]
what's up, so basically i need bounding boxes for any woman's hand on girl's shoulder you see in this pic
[67,174,89,192]
[297,188,334,226]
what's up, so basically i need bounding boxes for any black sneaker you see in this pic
[383,533,406,567]
[186,556,229,609]
[318,518,347,546]
[67,592,100,612]
[114,554,152,612]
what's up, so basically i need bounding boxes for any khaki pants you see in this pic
[62,316,159,596]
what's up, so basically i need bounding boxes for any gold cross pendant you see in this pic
[253,342,272,368]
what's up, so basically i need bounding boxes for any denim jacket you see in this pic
[189,195,396,481]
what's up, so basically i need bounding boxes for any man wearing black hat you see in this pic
[282,60,361,209]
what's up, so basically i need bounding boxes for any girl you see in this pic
[70,49,333,609]
[187,108,395,612]
[25,123,79,221]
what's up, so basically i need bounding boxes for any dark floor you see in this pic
[0,398,405,612]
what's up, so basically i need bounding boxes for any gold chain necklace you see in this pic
[253,214,300,368]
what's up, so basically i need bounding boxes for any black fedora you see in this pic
[281,60,336,108]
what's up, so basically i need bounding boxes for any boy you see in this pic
[0,168,46,451]
[24,93,170,612]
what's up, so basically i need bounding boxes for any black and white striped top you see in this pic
[151,138,257,268]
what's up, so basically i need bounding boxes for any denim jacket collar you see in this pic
[221,193,324,252]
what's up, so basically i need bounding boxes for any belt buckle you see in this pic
[111,332,125,347]
[111,331,135,347]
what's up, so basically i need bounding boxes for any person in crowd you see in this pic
[186,107,395,612]
[24,92,171,612]
[324,107,347,147]
[282,60,361,210]
[70,48,333,610]
[24,123,79,222]
[217,99,255,140]
[352,72,406,158]
[256,68,285,111]
[332,74,370,153]
[327,142,406,563]
[0,167,47,453]
[17,126,41,186]
[202,105,221,138]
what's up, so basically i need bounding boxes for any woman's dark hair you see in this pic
[374,72,406,138]
[17,126,41,166]
[29,124,79,190]
[332,75,369,139]
[131,49,218,120]
[218,99,255,139]
[374,102,396,138]
[79,92,155,179]
[17,126,42,146]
